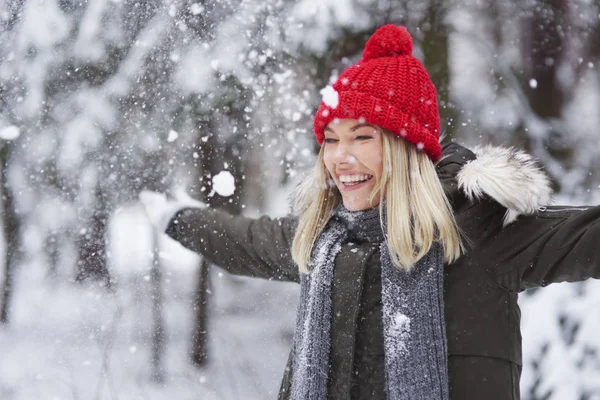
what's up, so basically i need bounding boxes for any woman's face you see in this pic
[323,118,384,211]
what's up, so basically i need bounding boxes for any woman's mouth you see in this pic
[338,174,373,190]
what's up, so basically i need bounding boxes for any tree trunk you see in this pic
[523,0,571,162]
[75,203,111,284]
[150,227,165,382]
[0,143,20,324]
[524,0,568,118]
[422,0,456,140]
[188,111,248,367]
[188,119,215,367]
[191,259,211,366]
[46,232,60,279]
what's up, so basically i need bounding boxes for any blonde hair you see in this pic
[291,131,463,273]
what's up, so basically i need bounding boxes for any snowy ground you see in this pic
[4,254,600,400]
[0,237,299,400]
[520,280,600,400]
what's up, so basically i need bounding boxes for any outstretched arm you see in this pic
[477,204,600,292]
[166,207,300,283]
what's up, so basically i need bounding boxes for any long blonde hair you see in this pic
[291,131,463,273]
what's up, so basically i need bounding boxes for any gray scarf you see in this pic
[290,205,449,400]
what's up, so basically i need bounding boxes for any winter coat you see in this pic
[165,143,600,400]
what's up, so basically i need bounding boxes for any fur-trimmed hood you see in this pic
[292,143,553,226]
[456,145,553,226]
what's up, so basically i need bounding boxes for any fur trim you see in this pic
[457,145,553,226]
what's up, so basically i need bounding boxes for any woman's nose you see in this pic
[332,143,354,164]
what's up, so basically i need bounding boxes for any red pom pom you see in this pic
[362,25,413,61]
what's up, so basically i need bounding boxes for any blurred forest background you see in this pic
[1,0,600,399]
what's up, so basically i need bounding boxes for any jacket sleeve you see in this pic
[165,207,300,283]
[477,204,600,292]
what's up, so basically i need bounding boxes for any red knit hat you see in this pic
[313,25,442,161]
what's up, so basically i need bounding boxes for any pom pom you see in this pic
[362,25,413,61]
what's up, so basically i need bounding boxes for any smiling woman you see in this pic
[144,24,600,400]
[323,119,383,211]
[294,117,462,274]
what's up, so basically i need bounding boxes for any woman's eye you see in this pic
[324,138,338,144]
[356,135,373,140]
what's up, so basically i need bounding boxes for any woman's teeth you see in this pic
[339,174,373,185]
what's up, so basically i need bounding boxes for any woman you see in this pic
[145,25,600,399]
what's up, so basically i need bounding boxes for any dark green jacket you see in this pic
[166,143,600,400]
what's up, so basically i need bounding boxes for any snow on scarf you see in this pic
[289,204,449,400]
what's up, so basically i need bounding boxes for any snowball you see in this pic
[320,85,339,109]
[212,171,236,197]
[190,3,204,15]
[0,125,20,140]
[529,79,538,89]
[167,130,179,142]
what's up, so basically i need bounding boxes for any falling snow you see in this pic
[167,129,179,142]
[320,85,339,109]
[0,125,20,140]
[0,1,599,399]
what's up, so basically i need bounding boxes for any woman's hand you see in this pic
[139,189,206,233]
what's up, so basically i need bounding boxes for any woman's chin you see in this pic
[342,198,380,212]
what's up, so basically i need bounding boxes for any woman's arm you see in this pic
[166,207,300,283]
[475,204,600,292]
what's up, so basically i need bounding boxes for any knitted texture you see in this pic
[380,242,449,399]
[314,25,442,161]
[290,204,449,400]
